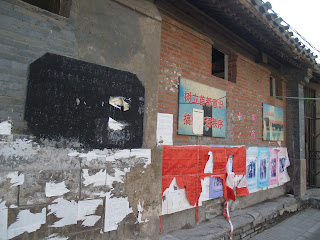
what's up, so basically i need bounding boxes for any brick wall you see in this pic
[159,15,286,147]
[0,0,78,133]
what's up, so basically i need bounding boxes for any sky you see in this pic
[267,0,320,62]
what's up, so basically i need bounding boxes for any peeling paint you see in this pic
[82,169,107,187]
[0,121,11,135]
[104,192,133,232]
[0,139,38,160]
[107,149,130,161]
[78,199,103,227]
[78,151,107,161]
[6,171,24,187]
[7,208,46,239]
[45,181,70,197]
[93,191,106,197]
[130,149,151,168]
[106,169,125,188]
[48,198,77,227]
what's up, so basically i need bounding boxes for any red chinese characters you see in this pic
[183,114,224,129]
[183,91,224,108]
[184,91,192,103]
[183,113,192,125]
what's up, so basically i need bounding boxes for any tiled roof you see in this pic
[186,0,319,69]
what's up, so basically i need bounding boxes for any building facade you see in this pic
[0,0,319,239]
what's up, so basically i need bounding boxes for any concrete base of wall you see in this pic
[161,185,286,234]
[161,188,320,240]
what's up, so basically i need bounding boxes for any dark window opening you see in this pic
[270,77,274,96]
[21,0,72,17]
[212,47,228,80]
[270,76,283,99]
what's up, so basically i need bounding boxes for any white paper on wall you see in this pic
[82,169,107,187]
[161,178,193,215]
[45,181,70,197]
[78,199,103,227]
[278,148,291,184]
[104,193,133,232]
[0,200,8,240]
[0,121,11,135]
[192,108,204,135]
[198,177,211,205]
[6,172,24,187]
[156,113,173,145]
[47,198,78,227]
[7,208,46,239]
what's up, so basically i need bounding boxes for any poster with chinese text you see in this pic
[269,148,279,185]
[257,147,269,188]
[263,104,284,141]
[246,147,258,191]
[178,77,226,137]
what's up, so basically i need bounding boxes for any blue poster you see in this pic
[209,177,224,199]
[178,77,226,137]
[246,147,258,191]
[257,147,269,187]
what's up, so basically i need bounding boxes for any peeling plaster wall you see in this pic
[0,0,161,239]
[0,137,157,239]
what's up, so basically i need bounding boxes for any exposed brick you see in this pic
[158,14,286,147]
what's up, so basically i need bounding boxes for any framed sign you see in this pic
[178,77,226,137]
[262,104,284,141]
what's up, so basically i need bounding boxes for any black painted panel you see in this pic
[25,53,144,149]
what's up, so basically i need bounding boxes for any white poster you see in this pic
[192,108,204,135]
[156,113,173,145]
[278,148,290,184]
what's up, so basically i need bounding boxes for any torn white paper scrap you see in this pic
[47,198,77,227]
[0,200,8,240]
[7,208,46,239]
[104,192,133,232]
[192,108,204,135]
[136,200,148,224]
[106,169,125,189]
[198,177,211,204]
[161,178,193,215]
[109,97,130,111]
[108,117,126,131]
[45,181,70,197]
[46,233,69,240]
[78,199,103,227]
[6,172,24,187]
[0,121,11,135]
[156,113,173,145]
[82,169,107,187]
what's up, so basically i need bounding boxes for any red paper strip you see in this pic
[236,187,250,197]
[226,146,246,175]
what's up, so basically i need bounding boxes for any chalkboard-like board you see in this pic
[25,53,144,149]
